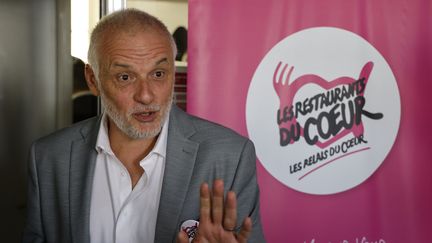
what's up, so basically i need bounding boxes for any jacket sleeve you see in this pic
[231,139,266,243]
[22,143,46,243]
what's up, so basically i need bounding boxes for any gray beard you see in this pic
[100,90,172,140]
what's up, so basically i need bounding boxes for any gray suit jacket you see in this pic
[22,105,265,243]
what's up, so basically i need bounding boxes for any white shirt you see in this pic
[89,114,168,243]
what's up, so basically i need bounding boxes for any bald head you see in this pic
[87,8,177,76]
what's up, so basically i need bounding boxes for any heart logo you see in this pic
[273,61,382,149]
[246,27,400,194]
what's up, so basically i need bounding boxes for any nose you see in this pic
[133,79,155,105]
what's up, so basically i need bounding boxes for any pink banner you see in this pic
[188,0,432,242]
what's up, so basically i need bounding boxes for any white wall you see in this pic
[71,0,187,63]
[127,0,188,34]
[71,0,100,62]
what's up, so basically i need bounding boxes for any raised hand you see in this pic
[177,179,252,243]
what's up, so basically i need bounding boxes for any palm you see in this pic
[177,180,252,243]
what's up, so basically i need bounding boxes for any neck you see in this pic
[107,119,158,167]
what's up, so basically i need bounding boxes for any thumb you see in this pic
[177,230,190,243]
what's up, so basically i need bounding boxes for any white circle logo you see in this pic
[246,27,401,195]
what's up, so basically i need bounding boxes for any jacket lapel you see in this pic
[69,118,100,243]
[155,106,199,242]
[67,108,198,242]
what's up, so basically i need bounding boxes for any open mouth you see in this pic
[133,111,158,122]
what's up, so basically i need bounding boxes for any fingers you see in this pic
[223,191,237,231]
[176,230,189,243]
[196,180,252,242]
[236,217,252,243]
[211,179,224,225]
[200,179,232,227]
[200,182,211,223]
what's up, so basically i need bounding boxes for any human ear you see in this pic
[84,64,100,96]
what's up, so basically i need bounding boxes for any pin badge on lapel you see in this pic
[180,219,199,242]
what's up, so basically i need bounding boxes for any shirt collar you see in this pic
[95,113,112,155]
[95,113,169,159]
[151,115,169,158]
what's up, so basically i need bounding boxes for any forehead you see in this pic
[97,28,174,68]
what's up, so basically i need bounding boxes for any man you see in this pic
[23,9,265,243]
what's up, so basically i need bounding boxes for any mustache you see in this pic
[129,104,161,114]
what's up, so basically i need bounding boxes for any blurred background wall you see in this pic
[0,0,71,241]
[0,0,187,241]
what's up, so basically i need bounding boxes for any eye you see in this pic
[152,70,165,79]
[116,73,135,82]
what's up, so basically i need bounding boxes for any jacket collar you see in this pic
[154,105,200,242]
[68,105,200,243]
[70,117,101,243]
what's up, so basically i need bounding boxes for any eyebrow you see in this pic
[111,57,169,69]
[155,57,169,66]
[112,63,130,69]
